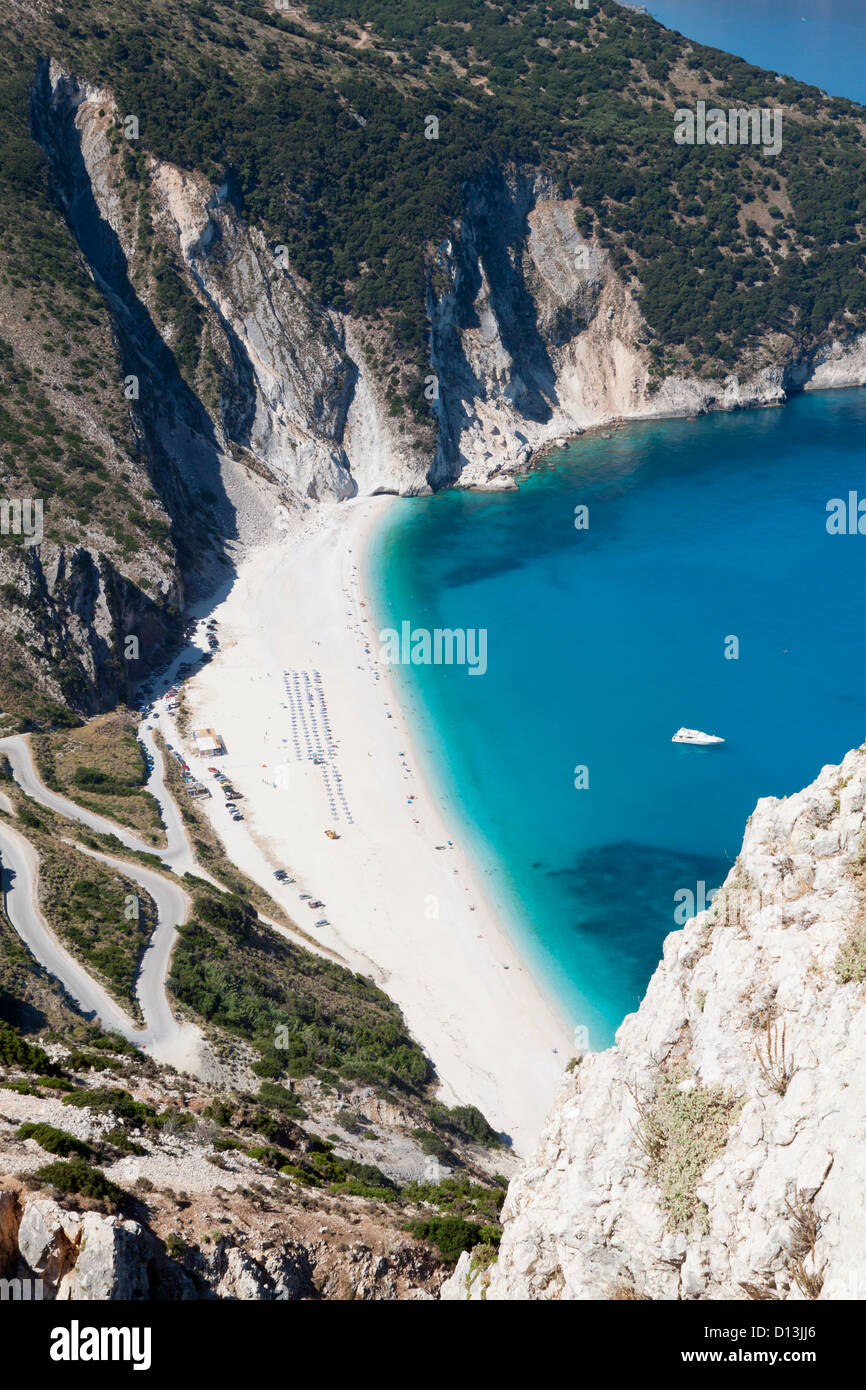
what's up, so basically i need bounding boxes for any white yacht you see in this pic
[672,727,725,745]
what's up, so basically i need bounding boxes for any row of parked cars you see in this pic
[207,766,244,822]
[298,891,328,927]
[137,739,155,778]
[271,871,327,926]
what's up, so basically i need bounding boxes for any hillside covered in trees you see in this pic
[2,0,866,390]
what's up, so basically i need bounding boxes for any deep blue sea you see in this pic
[645,0,866,105]
[369,390,866,1048]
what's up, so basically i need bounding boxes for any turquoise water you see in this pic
[646,0,866,104]
[369,389,866,1048]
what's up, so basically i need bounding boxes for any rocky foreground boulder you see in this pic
[0,1188,441,1300]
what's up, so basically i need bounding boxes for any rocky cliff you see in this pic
[444,745,866,1301]
[0,1186,443,1301]
[6,53,866,725]
[35,64,866,515]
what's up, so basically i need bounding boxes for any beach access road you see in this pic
[0,733,206,1073]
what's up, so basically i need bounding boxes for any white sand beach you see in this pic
[164,498,573,1153]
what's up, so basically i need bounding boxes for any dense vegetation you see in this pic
[33,1156,125,1208]
[169,888,432,1093]
[0,63,176,557]
[37,842,157,1013]
[18,0,861,383]
[18,1121,95,1159]
[404,1214,501,1264]
[0,1017,59,1073]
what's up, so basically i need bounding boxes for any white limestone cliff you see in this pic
[42,65,866,510]
[443,745,866,1301]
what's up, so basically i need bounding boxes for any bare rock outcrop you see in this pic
[444,745,866,1301]
[18,1198,81,1287]
[55,1212,151,1301]
[0,1189,20,1276]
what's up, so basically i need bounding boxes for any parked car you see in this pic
[299,893,311,901]
[308,900,324,910]
[314,920,329,927]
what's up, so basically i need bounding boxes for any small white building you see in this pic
[192,728,223,757]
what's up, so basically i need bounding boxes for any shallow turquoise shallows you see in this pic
[368,389,866,1049]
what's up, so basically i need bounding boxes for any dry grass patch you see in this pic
[31,711,164,844]
[630,1065,743,1235]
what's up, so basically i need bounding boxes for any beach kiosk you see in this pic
[192,728,223,758]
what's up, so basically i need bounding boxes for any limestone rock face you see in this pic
[37,66,866,515]
[17,1199,81,1287]
[201,1240,310,1301]
[0,1190,21,1276]
[444,746,866,1301]
[56,1213,150,1301]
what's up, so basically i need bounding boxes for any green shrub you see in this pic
[404,1215,496,1264]
[412,1128,450,1159]
[62,1086,156,1126]
[66,1050,123,1072]
[34,1158,124,1208]
[427,1103,501,1148]
[103,1127,145,1155]
[0,1020,59,1075]
[18,1122,94,1159]
[257,1081,306,1120]
[401,1175,506,1221]
[331,1180,397,1202]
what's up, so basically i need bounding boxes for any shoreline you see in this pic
[167,496,574,1154]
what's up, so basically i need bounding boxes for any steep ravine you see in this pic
[443,746,866,1301]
